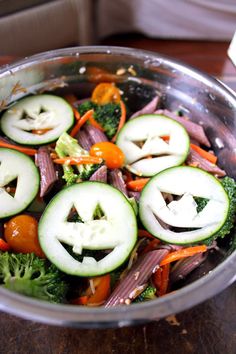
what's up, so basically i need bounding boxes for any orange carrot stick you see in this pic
[70,296,88,305]
[0,140,37,156]
[160,245,208,266]
[53,156,103,165]
[190,143,217,164]
[64,94,81,120]
[70,109,94,137]
[111,100,126,142]
[126,178,150,192]
[88,115,105,131]
[159,264,170,296]
[141,239,161,254]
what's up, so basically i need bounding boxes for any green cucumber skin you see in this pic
[1,94,74,146]
[0,148,40,218]
[139,166,229,245]
[116,114,190,177]
[38,181,138,277]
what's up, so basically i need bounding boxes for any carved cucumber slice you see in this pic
[139,166,229,244]
[1,94,74,145]
[0,148,39,218]
[116,114,190,176]
[38,182,137,276]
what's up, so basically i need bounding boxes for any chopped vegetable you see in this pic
[190,143,217,164]
[4,215,45,257]
[160,245,208,266]
[77,101,121,139]
[0,148,39,218]
[134,285,156,302]
[91,83,121,105]
[0,94,74,145]
[55,132,103,184]
[127,178,150,192]
[0,138,36,156]
[90,142,125,169]
[0,252,68,302]
[70,109,94,137]
[111,100,127,142]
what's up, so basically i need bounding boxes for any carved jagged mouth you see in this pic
[4,177,18,198]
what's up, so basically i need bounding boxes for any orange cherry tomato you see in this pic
[91,83,121,105]
[4,215,45,258]
[90,142,125,169]
[86,275,111,306]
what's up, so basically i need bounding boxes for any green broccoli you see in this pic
[0,252,68,303]
[194,197,209,213]
[77,101,121,139]
[204,176,236,244]
[55,132,103,185]
[134,286,157,303]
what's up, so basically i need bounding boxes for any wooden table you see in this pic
[0,37,236,354]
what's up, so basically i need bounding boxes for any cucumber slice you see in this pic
[0,148,39,218]
[139,166,229,244]
[38,182,137,276]
[116,114,190,176]
[0,94,74,145]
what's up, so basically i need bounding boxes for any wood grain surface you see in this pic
[0,35,236,354]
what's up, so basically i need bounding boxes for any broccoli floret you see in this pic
[194,197,209,213]
[204,176,236,244]
[134,286,157,303]
[216,177,236,239]
[77,101,121,139]
[55,132,102,185]
[0,252,68,303]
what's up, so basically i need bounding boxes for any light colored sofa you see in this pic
[0,0,94,55]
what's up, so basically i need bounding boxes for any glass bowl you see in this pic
[0,46,235,328]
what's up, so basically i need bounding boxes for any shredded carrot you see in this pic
[53,156,103,165]
[141,239,161,254]
[159,264,170,296]
[0,239,10,252]
[160,245,208,266]
[126,178,150,192]
[70,296,88,305]
[0,140,36,156]
[190,143,217,164]
[153,268,162,290]
[111,100,127,142]
[138,229,155,239]
[70,109,94,137]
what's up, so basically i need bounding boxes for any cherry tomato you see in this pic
[4,215,45,258]
[90,142,125,169]
[91,83,121,105]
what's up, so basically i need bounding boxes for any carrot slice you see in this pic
[0,140,37,156]
[86,275,111,306]
[111,100,126,142]
[160,245,208,266]
[0,238,10,252]
[53,156,103,165]
[70,109,94,137]
[190,143,217,164]
[126,178,150,192]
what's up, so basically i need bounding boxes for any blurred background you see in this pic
[0,0,235,56]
